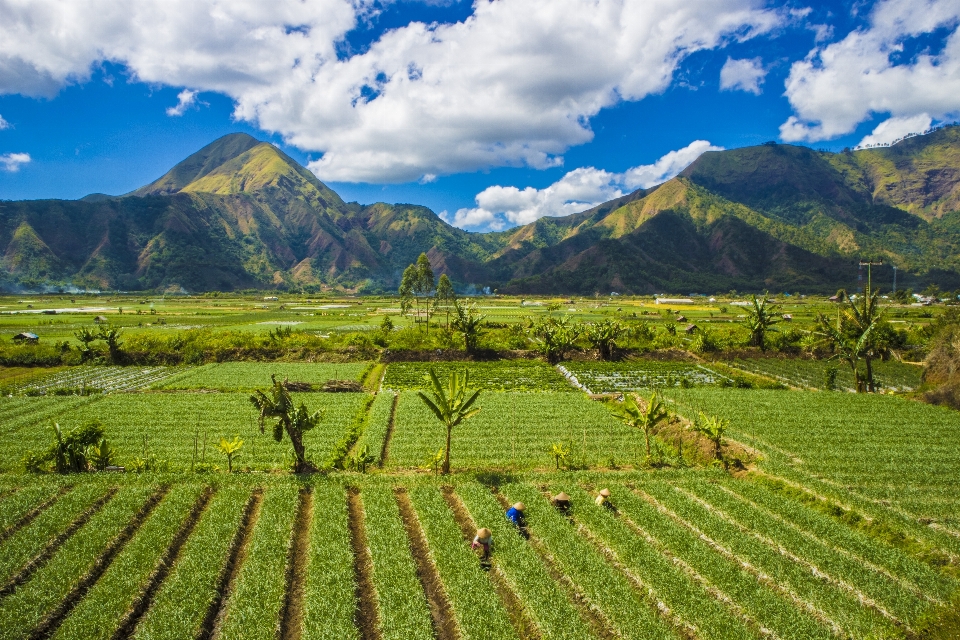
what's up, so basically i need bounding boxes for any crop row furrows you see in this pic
[197,488,263,640]
[641,482,900,638]
[0,487,118,598]
[598,491,779,639]
[347,489,381,640]
[26,486,170,640]
[0,486,71,546]
[610,484,831,640]
[380,393,399,467]
[499,484,674,640]
[393,488,458,640]
[279,488,312,640]
[440,487,541,640]
[709,481,945,605]
[556,484,756,640]
[629,485,844,637]
[672,484,911,631]
[455,483,597,640]
[109,486,215,640]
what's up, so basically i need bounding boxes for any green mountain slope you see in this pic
[3,127,960,293]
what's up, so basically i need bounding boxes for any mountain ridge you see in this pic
[4,128,960,293]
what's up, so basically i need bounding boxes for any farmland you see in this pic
[0,346,957,637]
[727,358,923,392]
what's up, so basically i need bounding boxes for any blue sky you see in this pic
[0,0,958,231]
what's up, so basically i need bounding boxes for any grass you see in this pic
[155,362,370,390]
[383,361,574,392]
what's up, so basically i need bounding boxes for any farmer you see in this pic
[505,502,529,538]
[595,488,616,511]
[472,527,493,560]
[551,492,572,515]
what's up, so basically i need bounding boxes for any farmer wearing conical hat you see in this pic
[595,488,615,510]
[472,527,493,560]
[551,492,571,514]
[505,502,529,538]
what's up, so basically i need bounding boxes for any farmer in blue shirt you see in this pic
[505,502,528,538]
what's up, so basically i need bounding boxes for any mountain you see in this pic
[3,128,960,294]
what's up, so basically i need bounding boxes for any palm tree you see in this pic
[815,309,876,393]
[843,287,888,392]
[250,375,322,472]
[417,368,481,475]
[618,392,669,460]
[743,293,780,351]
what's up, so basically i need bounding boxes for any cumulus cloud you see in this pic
[0,114,8,130]
[858,113,933,147]
[0,152,30,171]
[0,0,779,183]
[780,0,960,142]
[166,89,200,116]
[446,140,722,230]
[719,57,766,94]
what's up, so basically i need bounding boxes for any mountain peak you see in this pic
[129,133,262,196]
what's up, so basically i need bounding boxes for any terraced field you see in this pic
[726,359,923,392]
[0,473,953,640]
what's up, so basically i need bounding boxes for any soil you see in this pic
[280,488,312,640]
[393,488,459,640]
[346,488,380,640]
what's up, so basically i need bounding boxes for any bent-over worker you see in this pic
[472,527,493,560]
[595,488,616,511]
[505,502,529,538]
[551,492,571,515]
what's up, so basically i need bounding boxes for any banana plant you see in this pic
[417,368,481,474]
[618,392,669,461]
[217,435,243,473]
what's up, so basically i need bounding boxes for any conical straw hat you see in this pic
[512,502,525,511]
[477,527,492,539]
[599,488,611,497]
[554,492,570,502]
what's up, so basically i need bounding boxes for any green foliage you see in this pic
[743,293,780,351]
[584,319,623,360]
[384,360,571,392]
[451,300,486,353]
[416,368,482,474]
[530,316,582,363]
[618,392,670,461]
[693,412,728,463]
[250,375,322,472]
[217,435,243,472]
[24,421,105,474]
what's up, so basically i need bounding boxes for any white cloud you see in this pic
[447,140,722,230]
[719,57,766,94]
[0,0,780,183]
[0,114,8,130]
[857,113,933,147]
[0,152,30,171]
[166,89,199,116]
[780,0,960,142]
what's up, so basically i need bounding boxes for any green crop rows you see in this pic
[156,362,370,391]
[383,360,574,392]
[562,361,726,392]
[388,391,637,470]
[0,474,951,639]
[728,358,922,391]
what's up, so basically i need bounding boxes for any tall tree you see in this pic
[250,375,322,472]
[743,293,780,351]
[414,253,436,332]
[417,368,481,474]
[435,273,456,329]
[399,264,416,318]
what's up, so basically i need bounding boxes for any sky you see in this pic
[0,0,958,232]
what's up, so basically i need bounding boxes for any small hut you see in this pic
[94,315,109,324]
[684,324,698,334]
[12,332,39,344]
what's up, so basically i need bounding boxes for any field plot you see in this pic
[6,366,184,395]
[387,391,637,470]
[0,392,372,471]
[728,358,922,391]
[383,360,573,392]
[0,475,952,639]
[666,389,960,530]
[155,362,370,391]
[563,360,726,393]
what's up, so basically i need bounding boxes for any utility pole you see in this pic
[859,259,883,298]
